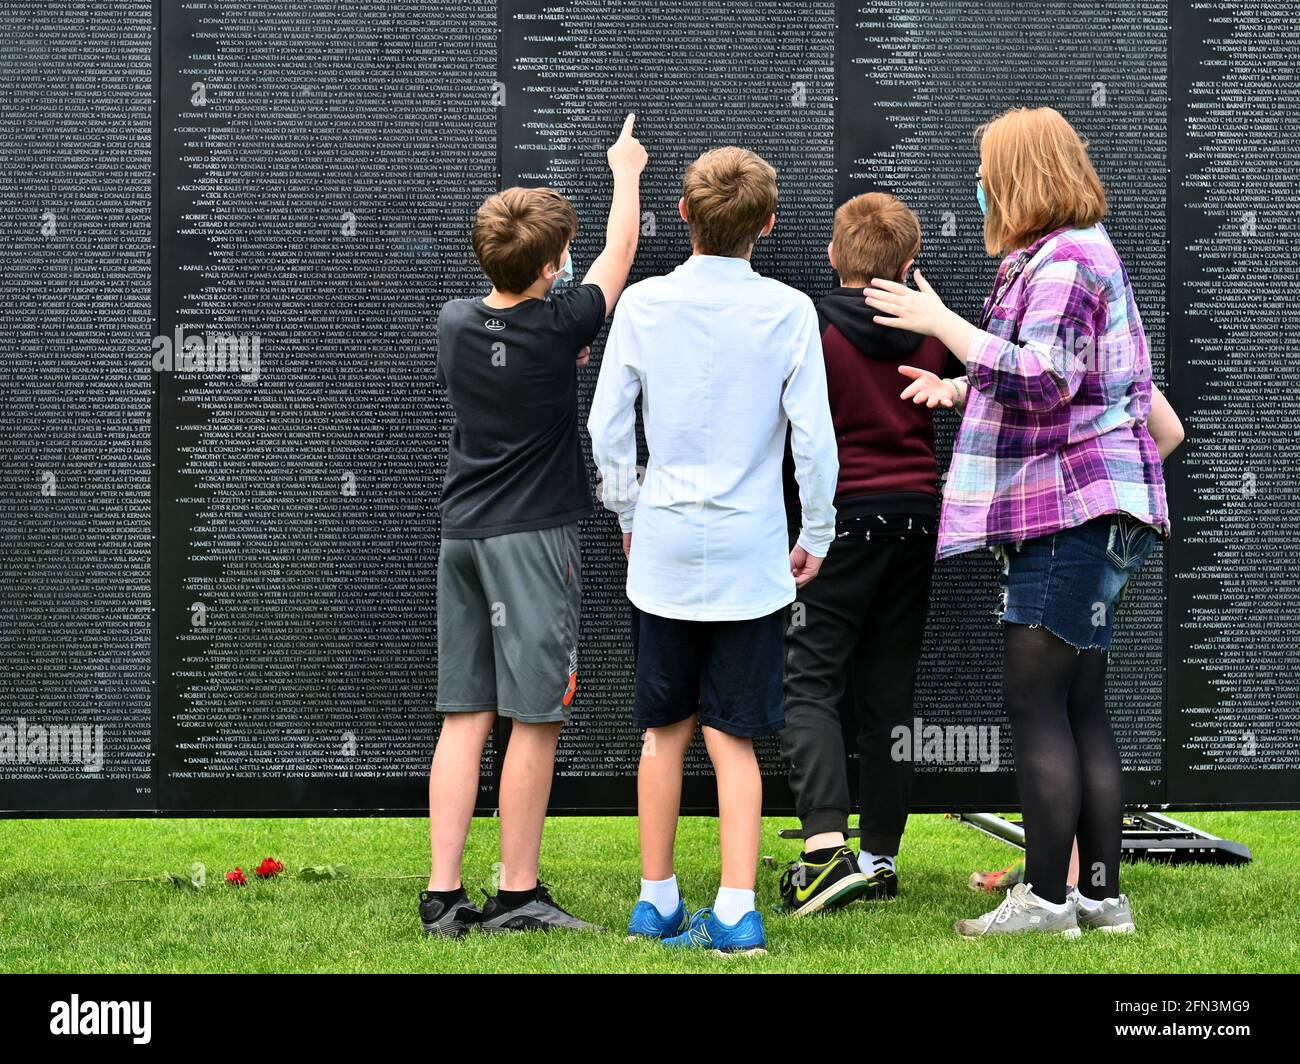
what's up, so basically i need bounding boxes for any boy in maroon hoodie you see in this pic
[778,193,952,915]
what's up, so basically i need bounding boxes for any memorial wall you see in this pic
[0,1,1294,813]
[0,1,155,812]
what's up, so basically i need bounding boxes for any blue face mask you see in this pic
[553,250,574,286]
[976,182,988,216]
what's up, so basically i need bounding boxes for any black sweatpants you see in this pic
[779,531,935,855]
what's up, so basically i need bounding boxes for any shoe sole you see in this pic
[789,872,872,917]
[860,877,898,901]
[713,946,768,958]
[1086,922,1136,934]
[626,931,682,942]
[954,923,1083,939]
[421,924,471,939]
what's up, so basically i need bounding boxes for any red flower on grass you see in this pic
[226,867,247,886]
[255,857,285,879]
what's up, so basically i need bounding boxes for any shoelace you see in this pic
[478,882,562,914]
[534,881,579,918]
[989,888,1030,926]
[686,908,714,943]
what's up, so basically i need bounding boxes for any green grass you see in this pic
[1,812,1295,973]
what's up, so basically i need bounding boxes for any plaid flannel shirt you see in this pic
[937,223,1170,561]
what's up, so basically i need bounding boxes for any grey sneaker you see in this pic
[954,882,1081,938]
[1070,888,1136,933]
[480,884,606,933]
[419,890,482,938]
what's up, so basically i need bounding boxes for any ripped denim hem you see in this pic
[990,542,1024,623]
[997,613,1109,654]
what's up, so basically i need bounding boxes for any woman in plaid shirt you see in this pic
[865,106,1183,938]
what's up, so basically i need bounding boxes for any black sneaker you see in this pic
[479,882,605,933]
[778,846,871,916]
[419,889,483,938]
[860,859,900,900]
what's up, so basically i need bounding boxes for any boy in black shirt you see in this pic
[421,115,647,937]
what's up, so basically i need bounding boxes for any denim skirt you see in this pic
[991,513,1159,651]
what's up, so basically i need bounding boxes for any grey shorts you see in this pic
[436,522,581,724]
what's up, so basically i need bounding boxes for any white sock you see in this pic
[1075,893,1115,911]
[713,886,755,925]
[859,850,895,874]
[1029,889,1069,914]
[639,875,680,918]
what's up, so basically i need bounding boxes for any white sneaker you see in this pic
[1068,887,1136,933]
[954,882,1081,938]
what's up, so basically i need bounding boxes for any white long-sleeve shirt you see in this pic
[587,254,838,622]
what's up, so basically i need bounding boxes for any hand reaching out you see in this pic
[864,268,950,335]
[865,268,979,364]
[898,365,958,408]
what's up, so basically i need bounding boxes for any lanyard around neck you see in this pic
[979,226,1071,328]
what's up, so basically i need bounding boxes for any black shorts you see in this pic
[631,606,785,738]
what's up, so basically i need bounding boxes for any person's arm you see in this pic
[949,374,969,408]
[587,300,642,544]
[1147,382,1184,460]
[866,260,1100,413]
[864,269,978,369]
[897,366,968,409]
[782,302,839,587]
[580,113,647,317]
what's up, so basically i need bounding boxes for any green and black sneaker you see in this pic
[778,846,871,916]
[859,854,900,900]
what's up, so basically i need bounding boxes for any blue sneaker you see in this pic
[662,908,767,956]
[626,898,689,941]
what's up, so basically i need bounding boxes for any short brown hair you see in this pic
[682,147,777,257]
[831,193,921,286]
[976,107,1107,256]
[471,186,578,293]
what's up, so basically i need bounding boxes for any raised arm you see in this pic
[581,113,647,317]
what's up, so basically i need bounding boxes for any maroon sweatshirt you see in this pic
[786,287,953,521]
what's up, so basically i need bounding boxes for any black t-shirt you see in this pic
[436,283,606,538]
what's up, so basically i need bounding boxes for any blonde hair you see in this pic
[682,147,777,257]
[472,187,577,293]
[832,192,921,286]
[976,107,1107,255]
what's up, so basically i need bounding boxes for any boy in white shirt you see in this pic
[588,147,838,955]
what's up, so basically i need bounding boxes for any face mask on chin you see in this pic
[551,250,574,287]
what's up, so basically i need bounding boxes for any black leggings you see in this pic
[1002,623,1121,905]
